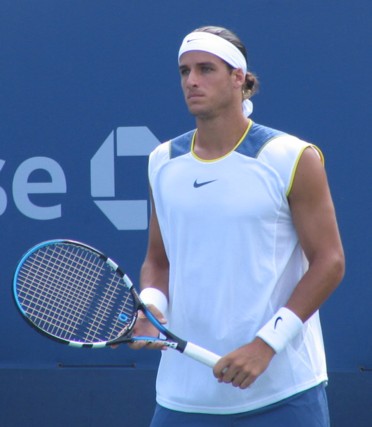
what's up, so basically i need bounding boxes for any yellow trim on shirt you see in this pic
[191,120,253,162]
[286,144,324,197]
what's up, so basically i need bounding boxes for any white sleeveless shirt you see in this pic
[148,122,327,414]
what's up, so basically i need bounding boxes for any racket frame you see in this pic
[13,239,221,367]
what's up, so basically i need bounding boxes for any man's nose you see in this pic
[186,70,199,87]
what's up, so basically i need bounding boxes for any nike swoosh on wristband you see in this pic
[193,179,217,188]
[274,316,283,329]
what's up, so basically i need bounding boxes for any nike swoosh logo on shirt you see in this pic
[193,179,217,188]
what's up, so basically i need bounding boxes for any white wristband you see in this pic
[256,307,303,354]
[139,287,168,316]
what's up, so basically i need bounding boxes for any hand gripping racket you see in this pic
[13,239,221,368]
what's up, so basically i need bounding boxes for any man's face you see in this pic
[179,51,242,119]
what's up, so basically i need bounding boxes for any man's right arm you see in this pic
[129,191,170,350]
[140,191,169,298]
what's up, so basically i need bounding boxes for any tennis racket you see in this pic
[13,239,220,368]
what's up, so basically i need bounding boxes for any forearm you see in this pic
[140,191,170,298]
[286,254,345,322]
[140,259,169,297]
[257,251,344,354]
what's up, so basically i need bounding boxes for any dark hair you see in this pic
[193,26,259,98]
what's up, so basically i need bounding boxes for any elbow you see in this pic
[309,246,345,293]
[330,248,346,289]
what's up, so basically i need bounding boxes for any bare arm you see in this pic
[129,191,170,350]
[286,147,345,320]
[214,147,345,388]
[140,191,169,296]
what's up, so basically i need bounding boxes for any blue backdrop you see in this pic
[1,1,371,426]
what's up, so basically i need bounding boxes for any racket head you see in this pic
[13,239,140,348]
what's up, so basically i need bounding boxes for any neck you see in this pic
[193,111,250,160]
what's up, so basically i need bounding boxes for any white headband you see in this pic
[178,31,253,116]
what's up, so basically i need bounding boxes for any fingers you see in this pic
[214,363,256,389]
[127,305,168,351]
[128,339,166,351]
[127,339,148,350]
[213,339,275,389]
[144,304,167,324]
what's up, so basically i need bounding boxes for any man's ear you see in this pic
[231,68,246,89]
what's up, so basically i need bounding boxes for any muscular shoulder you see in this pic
[288,146,327,201]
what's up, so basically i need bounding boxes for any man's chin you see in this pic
[188,106,213,120]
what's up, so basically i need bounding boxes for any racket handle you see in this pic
[183,342,221,368]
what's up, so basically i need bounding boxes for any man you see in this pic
[130,26,345,427]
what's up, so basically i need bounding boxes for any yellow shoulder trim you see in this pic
[286,144,324,197]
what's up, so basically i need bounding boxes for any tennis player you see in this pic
[131,26,345,426]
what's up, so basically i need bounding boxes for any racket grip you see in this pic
[183,342,221,368]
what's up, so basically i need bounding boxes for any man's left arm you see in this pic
[213,147,345,389]
[285,146,345,321]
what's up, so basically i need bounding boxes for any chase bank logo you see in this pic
[90,127,160,230]
[0,126,159,230]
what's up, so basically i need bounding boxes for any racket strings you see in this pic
[17,242,138,343]
[84,272,135,342]
[17,244,106,340]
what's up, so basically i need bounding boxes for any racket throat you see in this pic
[164,331,187,353]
